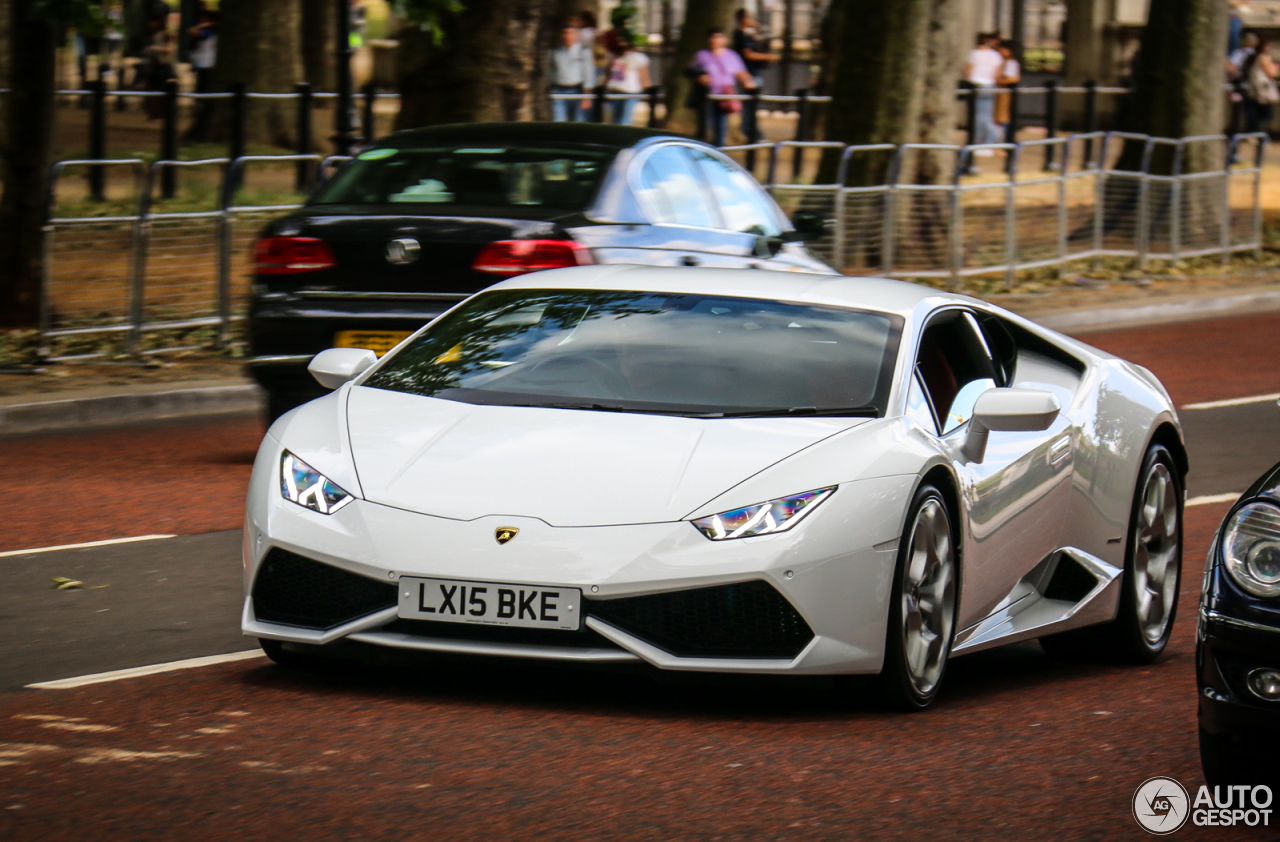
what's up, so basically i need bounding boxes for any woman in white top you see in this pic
[606,37,652,126]
[964,32,1005,148]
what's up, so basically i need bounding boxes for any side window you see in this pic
[905,371,938,433]
[635,146,719,229]
[915,311,999,434]
[689,150,783,236]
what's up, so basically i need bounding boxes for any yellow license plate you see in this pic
[333,330,413,357]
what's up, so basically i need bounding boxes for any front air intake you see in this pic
[252,548,398,630]
[588,580,814,660]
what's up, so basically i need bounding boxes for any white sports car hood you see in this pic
[345,385,866,526]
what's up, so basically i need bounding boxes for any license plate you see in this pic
[398,577,582,631]
[333,329,413,357]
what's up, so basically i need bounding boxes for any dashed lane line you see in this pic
[0,534,176,558]
[1187,493,1242,507]
[1181,393,1280,410]
[26,651,264,690]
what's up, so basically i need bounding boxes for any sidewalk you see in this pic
[4,271,1279,436]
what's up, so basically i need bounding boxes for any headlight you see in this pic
[280,451,354,514]
[692,487,835,540]
[1223,501,1280,598]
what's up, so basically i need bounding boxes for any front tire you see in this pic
[259,638,325,670]
[1041,443,1182,662]
[878,484,958,710]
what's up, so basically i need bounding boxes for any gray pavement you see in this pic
[0,531,247,692]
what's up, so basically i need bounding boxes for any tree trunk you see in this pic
[0,0,57,329]
[185,0,304,147]
[394,0,558,129]
[0,0,9,168]
[1121,0,1228,173]
[910,0,963,267]
[815,0,933,184]
[661,0,736,135]
[301,0,336,94]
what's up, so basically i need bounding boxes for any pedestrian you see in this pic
[142,11,175,120]
[732,8,777,142]
[994,39,1021,142]
[963,32,1005,156]
[606,34,651,126]
[578,10,598,54]
[1241,37,1279,135]
[187,7,217,95]
[549,22,594,122]
[688,27,756,147]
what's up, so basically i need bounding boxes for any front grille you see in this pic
[252,548,398,630]
[587,580,814,660]
[382,618,624,651]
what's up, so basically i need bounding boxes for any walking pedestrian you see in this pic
[549,22,594,122]
[142,11,175,120]
[994,39,1021,142]
[1241,37,1280,135]
[964,32,1004,157]
[606,35,651,126]
[187,7,217,94]
[732,8,777,142]
[688,27,756,147]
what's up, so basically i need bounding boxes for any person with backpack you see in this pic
[1241,37,1279,135]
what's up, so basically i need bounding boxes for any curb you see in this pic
[0,384,264,436]
[1030,289,1280,334]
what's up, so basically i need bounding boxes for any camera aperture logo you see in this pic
[1133,777,1190,835]
[1133,777,1274,833]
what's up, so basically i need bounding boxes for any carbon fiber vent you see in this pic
[252,548,398,630]
[588,580,814,659]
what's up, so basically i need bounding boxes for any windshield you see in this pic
[312,145,613,210]
[363,290,903,417]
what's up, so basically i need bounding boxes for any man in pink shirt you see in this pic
[689,27,757,146]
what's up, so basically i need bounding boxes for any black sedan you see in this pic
[1199,458,1280,788]
[248,123,832,419]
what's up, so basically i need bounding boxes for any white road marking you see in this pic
[1187,493,1241,507]
[1182,393,1280,410]
[0,534,176,558]
[26,651,265,690]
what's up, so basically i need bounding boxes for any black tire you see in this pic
[265,391,306,425]
[1041,443,1182,663]
[1200,727,1274,790]
[877,483,959,711]
[259,638,325,670]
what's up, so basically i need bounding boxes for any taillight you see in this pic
[471,239,594,277]
[254,237,337,274]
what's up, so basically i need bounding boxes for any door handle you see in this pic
[681,255,700,266]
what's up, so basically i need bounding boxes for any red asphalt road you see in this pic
[0,504,1252,840]
[0,310,1277,840]
[2,311,1277,554]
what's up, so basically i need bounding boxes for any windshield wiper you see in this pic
[699,405,880,419]
[499,401,702,416]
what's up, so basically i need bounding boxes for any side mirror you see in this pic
[961,388,1061,463]
[309,348,377,390]
[785,210,827,242]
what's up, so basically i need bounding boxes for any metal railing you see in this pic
[722,132,1268,289]
[39,133,1268,357]
[41,153,319,358]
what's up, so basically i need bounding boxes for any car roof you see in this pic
[488,265,977,319]
[385,122,681,150]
